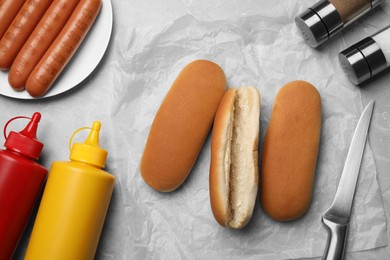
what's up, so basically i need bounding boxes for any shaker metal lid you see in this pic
[339,37,387,85]
[295,0,343,48]
[295,9,328,48]
[339,48,371,85]
[371,0,385,8]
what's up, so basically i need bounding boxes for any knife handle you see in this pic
[322,216,349,260]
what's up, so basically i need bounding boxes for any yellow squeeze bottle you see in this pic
[25,121,115,260]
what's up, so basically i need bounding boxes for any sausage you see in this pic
[260,80,322,221]
[0,0,26,40]
[0,0,53,70]
[26,0,102,97]
[8,0,80,91]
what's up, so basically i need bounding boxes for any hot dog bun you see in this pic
[210,86,260,229]
[141,60,226,192]
[260,80,321,221]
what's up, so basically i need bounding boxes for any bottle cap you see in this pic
[3,113,44,159]
[339,37,388,85]
[295,0,343,47]
[69,121,108,168]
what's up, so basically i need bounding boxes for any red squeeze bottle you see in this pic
[0,112,47,260]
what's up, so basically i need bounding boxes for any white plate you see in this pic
[0,0,113,99]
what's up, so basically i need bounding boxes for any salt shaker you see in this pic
[339,25,390,85]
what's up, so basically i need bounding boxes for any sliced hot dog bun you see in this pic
[209,89,235,226]
[210,86,260,229]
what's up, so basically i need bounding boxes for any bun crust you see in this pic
[141,60,226,192]
[210,86,260,228]
[260,80,322,221]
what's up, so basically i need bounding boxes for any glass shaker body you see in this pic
[329,0,371,24]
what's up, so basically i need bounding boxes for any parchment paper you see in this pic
[6,0,389,259]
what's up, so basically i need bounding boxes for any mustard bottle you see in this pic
[25,121,115,260]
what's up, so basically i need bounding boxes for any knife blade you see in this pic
[322,101,374,260]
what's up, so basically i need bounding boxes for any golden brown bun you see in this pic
[141,60,226,192]
[210,86,260,229]
[260,80,321,221]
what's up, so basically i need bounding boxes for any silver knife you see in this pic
[322,101,375,260]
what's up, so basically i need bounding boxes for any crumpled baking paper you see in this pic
[5,0,389,259]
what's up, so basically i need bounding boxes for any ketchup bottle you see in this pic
[0,112,47,260]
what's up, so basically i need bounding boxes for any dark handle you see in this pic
[322,216,349,260]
